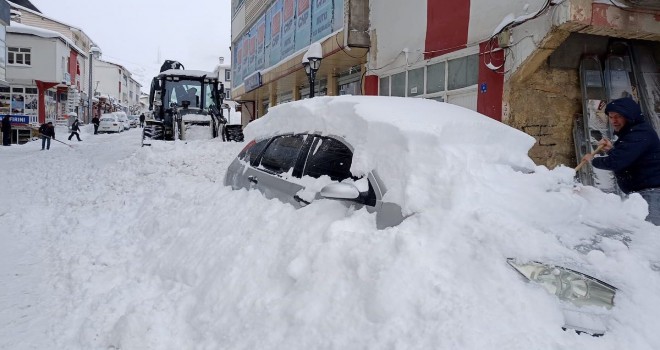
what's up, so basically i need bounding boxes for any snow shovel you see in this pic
[30,126,74,148]
[49,136,74,148]
[575,144,605,172]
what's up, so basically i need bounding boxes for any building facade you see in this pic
[92,58,142,115]
[231,0,660,168]
[8,1,97,122]
[230,0,369,124]
[213,57,243,124]
[5,21,86,140]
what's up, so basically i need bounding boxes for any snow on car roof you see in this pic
[244,96,537,212]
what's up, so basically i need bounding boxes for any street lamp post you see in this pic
[87,46,101,123]
[302,42,322,98]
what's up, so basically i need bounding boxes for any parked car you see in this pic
[127,115,139,128]
[98,113,122,133]
[113,111,130,131]
[224,95,651,337]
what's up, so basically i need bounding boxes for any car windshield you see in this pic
[162,78,219,111]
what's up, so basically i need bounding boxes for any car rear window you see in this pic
[258,135,305,174]
[238,139,269,165]
[100,117,114,122]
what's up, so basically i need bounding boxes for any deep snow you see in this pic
[1,98,659,350]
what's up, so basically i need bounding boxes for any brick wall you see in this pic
[507,62,582,169]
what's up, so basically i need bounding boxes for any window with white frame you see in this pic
[391,72,406,97]
[8,47,31,66]
[225,70,231,81]
[407,67,424,97]
[448,54,478,90]
[225,88,231,100]
[379,76,389,96]
[380,53,478,99]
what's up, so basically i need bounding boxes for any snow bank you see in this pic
[1,104,659,350]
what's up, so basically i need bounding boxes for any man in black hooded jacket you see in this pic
[582,97,660,225]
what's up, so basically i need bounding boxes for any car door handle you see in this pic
[293,195,310,206]
[248,176,258,184]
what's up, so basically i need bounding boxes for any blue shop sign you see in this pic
[7,115,30,124]
[244,72,262,92]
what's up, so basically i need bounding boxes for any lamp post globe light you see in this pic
[87,46,101,123]
[302,42,322,98]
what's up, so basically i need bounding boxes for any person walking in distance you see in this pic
[139,113,145,128]
[92,115,100,134]
[68,117,82,141]
[1,115,11,146]
[581,97,660,225]
[38,121,55,150]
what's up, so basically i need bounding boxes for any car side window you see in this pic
[304,136,377,206]
[238,139,269,166]
[303,137,353,181]
[258,135,305,174]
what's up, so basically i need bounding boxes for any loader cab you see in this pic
[145,68,226,143]
[151,71,225,117]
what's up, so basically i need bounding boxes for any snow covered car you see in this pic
[98,113,122,133]
[225,96,658,337]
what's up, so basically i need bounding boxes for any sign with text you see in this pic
[7,115,30,124]
[269,0,283,66]
[295,0,312,51]
[244,72,262,92]
[256,16,266,71]
[311,0,333,42]
[281,0,297,58]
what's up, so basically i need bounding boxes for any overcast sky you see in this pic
[29,0,233,92]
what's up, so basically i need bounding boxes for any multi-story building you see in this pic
[213,57,241,124]
[230,0,368,124]
[8,0,98,122]
[5,21,86,136]
[91,58,142,115]
[231,0,660,168]
[0,0,8,88]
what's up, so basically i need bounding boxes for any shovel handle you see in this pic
[575,144,606,172]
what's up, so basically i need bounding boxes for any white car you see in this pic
[225,96,658,339]
[127,115,139,128]
[114,112,130,130]
[98,114,122,133]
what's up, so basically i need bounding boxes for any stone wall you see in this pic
[506,62,582,169]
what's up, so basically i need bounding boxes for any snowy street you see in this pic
[2,103,660,349]
[1,125,244,348]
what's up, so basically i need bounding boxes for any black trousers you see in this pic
[94,124,99,134]
[68,131,81,141]
[2,130,10,145]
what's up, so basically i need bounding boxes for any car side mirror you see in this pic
[320,183,360,200]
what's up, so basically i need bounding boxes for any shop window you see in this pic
[426,61,446,94]
[379,76,390,96]
[8,47,31,66]
[408,67,425,97]
[391,72,406,97]
[0,90,8,115]
[448,54,478,90]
